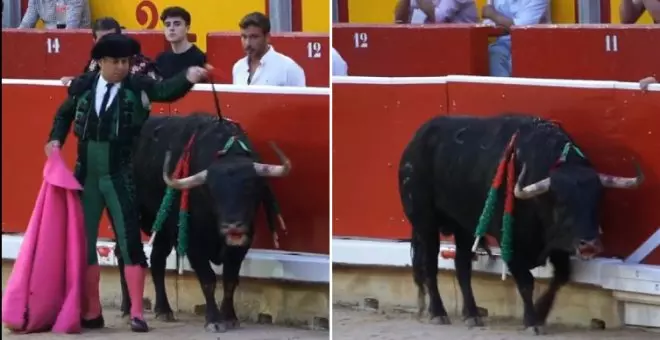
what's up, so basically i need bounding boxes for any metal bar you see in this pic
[269,0,293,32]
[577,0,602,23]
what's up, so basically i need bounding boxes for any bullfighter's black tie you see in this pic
[99,83,113,115]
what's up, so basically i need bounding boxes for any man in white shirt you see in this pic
[482,0,549,77]
[232,12,306,87]
[332,47,348,76]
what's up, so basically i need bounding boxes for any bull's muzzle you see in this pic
[220,223,249,247]
[576,238,603,260]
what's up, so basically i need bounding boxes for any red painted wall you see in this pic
[333,79,660,265]
[1,84,330,255]
[511,25,660,82]
[332,24,503,77]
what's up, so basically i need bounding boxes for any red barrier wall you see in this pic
[511,25,660,82]
[1,82,329,255]
[205,32,330,87]
[332,24,503,77]
[332,77,660,265]
[1,29,197,79]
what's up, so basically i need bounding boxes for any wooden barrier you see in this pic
[0,29,197,79]
[332,24,503,77]
[1,80,330,255]
[511,25,660,82]
[205,32,330,87]
[332,75,660,265]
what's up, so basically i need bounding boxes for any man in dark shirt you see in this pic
[155,6,206,79]
[60,17,160,84]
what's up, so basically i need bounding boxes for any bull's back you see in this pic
[399,114,537,227]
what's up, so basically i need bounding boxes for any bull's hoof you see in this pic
[477,307,489,317]
[430,315,451,325]
[523,325,547,336]
[464,316,485,328]
[224,319,240,329]
[155,311,177,322]
[130,318,149,333]
[205,322,227,333]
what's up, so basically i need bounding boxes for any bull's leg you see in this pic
[508,262,544,335]
[151,234,176,322]
[411,232,427,319]
[534,251,571,325]
[453,230,484,328]
[219,247,248,329]
[187,248,223,333]
[418,225,451,324]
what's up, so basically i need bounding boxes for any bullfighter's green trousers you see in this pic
[77,141,146,267]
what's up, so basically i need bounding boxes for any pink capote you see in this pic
[2,148,86,334]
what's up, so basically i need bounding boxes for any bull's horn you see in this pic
[254,142,292,177]
[598,160,645,189]
[162,151,208,189]
[514,163,551,199]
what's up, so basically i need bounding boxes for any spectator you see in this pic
[639,76,657,91]
[332,47,348,76]
[482,0,549,77]
[232,12,305,86]
[154,6,206,80]
[19,0,90,29]
[60,17,160,84]
[395,0,478,24]
[620,0,660,24]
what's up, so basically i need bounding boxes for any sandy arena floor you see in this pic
[332,306,659,340]
[3,308,329,340]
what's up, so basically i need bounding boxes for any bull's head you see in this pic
[161,142,291,247]
[514,161,644,260]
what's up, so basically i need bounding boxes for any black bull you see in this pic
[113,113,291,332]
[398,114,644,334]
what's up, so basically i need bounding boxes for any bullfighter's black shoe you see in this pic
[130,317,149,332]
[81,315,105,329]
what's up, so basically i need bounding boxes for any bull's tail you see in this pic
[410,231,426,319]
[262,184,280,235]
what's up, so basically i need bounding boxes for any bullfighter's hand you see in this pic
[45,140,60,157]
[186,64,214,83]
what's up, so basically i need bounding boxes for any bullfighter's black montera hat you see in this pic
[91,33,141,60]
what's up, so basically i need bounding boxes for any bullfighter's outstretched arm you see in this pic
[131,70,194,103]
[47,95,77,145]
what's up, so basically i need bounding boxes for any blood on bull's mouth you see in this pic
[221,225,248,246]
[576,239,603,260]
